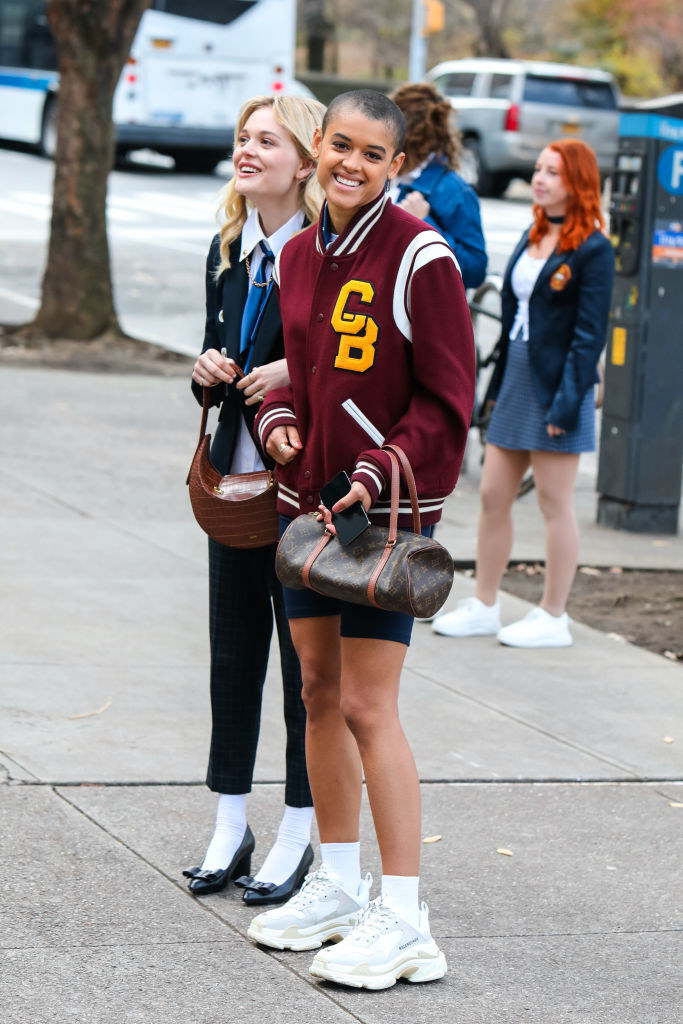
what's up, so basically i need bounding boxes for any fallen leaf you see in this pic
[422,834,442,844]
[663,651,681,661]
[668,802,683,808]
[496,848,514,857]
[580,566,601,576]
[663,737,675,744]
[609,566,623,574]
[651,540,669,547]
[68,697,112,720]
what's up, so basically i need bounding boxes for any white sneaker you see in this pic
[497,607,573,648]
[247,864,371,951]
[432,596,501,637]
[309,897,447,990]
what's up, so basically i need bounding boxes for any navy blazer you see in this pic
[403,155,487,289]
[191,234,285,474]
[488,228,615,431]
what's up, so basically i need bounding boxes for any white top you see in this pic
[388,157,429,204]
[230,207,304,475]
[510,248,546,342]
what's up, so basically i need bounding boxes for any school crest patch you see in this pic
[550,263,572,291]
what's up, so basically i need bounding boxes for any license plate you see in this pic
[561,121,581,135]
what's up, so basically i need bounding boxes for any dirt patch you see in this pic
[0,324,194,376]
[493,563,683,663]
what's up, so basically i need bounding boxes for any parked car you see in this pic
[425,58,620,196]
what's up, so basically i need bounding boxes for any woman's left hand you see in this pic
[236,358,290,406]
[398,191,430,221]
[547,423,566,437]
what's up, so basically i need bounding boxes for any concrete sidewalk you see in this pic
[1,366,681,1024]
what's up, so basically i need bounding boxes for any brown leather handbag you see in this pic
[187,385,278,549]
[275,445,454,618]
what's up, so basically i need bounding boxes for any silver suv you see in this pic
[426,58,620,196]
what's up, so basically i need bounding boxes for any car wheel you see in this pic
[40,96,58,159]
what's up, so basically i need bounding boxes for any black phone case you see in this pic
[320,472,370,546]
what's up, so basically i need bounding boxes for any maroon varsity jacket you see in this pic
[254,192,476,528]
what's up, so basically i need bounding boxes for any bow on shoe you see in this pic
[183,867,225,883]
[238,879,278,895]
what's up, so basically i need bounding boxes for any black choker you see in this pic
[547,214,565,224]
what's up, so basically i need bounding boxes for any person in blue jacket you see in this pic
[390,81,487,289]
[434,138,615,648]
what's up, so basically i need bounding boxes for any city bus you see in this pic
[0,0,307,172]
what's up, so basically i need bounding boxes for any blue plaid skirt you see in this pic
[487,333,595,453]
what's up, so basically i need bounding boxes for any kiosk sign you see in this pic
[657,145,683,194]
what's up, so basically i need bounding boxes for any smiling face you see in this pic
[532,147,570,218]
[232,105,311,225]
[313,108,405,234]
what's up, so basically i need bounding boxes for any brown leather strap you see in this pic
[199,363,245,440]
[366,446,423,607]
[302,528,332,588]
[383,443,421,534]
[367,449,401,607]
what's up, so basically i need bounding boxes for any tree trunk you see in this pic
[32,0,150,340]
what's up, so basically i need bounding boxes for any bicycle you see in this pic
[467,275,535,498]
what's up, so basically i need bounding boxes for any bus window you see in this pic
[0,0,56,70]
[151,1,258,25]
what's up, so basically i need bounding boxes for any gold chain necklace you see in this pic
[244,252,271,288]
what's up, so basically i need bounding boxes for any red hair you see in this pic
[528,139,605,253]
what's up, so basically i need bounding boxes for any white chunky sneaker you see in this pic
[309,897,447,990]
[432,596,501,637]
[247,865,371,951]
[497,607,573,648]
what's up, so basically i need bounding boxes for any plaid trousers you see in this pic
[205,537,311,807]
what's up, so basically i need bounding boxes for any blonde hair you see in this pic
[216,94,325,275]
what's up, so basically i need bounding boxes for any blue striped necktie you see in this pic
[239,241,274,370]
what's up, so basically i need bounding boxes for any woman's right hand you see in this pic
[192,348,239,387]
[265,425,302,465]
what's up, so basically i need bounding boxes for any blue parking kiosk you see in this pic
[598,96,683,534]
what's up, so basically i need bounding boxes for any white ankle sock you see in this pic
[201,793,247,872]
[253,805,314,885]
[320,841,361,895]
[381,875,421,929]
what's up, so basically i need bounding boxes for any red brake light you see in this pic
[504,104,520,131]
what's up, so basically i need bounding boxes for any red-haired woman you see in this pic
[434,139,615,647]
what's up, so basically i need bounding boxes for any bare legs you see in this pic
[289,618,419,876]
[475,443,580,615]
[531,450,580,616]
[475,445,529,605]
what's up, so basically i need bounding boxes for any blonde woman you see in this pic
[185,95,325,903]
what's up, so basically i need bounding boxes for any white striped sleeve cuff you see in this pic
[351,458,388,506]
[256,404,297,448]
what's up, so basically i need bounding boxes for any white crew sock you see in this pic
[201,793,247,872]
[320,841,362,895]
[381,875,421,929]
[253,804,314,885]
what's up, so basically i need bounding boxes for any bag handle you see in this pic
[383,444,421,536]
[366,445,421,608]
[197,361,246,445]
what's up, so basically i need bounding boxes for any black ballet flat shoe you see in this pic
[184,825,255,896]
[241,843,314,906]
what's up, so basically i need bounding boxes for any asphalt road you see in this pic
[0,144,533,355]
